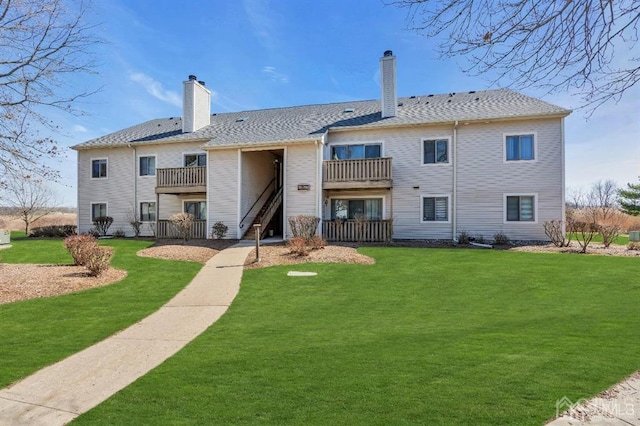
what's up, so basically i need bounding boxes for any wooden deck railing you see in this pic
[157,219,207,239]
[157,166,206,188]
[323,219,393,242]
[323,157,392,183]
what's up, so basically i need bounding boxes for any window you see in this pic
[423,139,448,164]
[422,196,449,222]
[331,144,381,160]
[139,156,156,176]
[506,195,535,222]
[331,198,382,220]
[140,202,156,222]
[506,134,534,161]
[184,201,206,220]
[91,203,107,221]
[184,153,206,167]
[91,159,107,178]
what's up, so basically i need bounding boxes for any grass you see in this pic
[74,247,640,425]
[0,232,202,389]
[568,232,629,245]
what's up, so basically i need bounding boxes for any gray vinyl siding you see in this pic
[208,149,239,238]
[285,144,320,238]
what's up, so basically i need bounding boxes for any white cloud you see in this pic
[243,0,278,50]
[262,66,289,83]
[72,124,88,133]
[129,72,182,107]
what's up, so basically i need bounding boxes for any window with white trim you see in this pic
[139,156,156,176]
[331,144,381,160]
[184,153,206,167]
[423,139,449,164]
[331,198,382,220]
[91,159,107,178]
[506,195,535,221]
[184,201,206,220]
[140,202,156,222]
[91,203,107,221]
[422,196,449,222]
[505,134,534,161]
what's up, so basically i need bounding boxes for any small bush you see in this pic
[287,236,309,256]
[543,220,571,247]
[93,216,113,236]
[170,212,194,242]
[493,231,510,245]
[211,221,228,239]
[29,225,77,238]
[628,242,640,251]
[85,246,114,277]
[113,228,126,238]
[309,235,327,250]
[64,234,98,266]
[475,235,486,244]
[288,215,320,240]
[457,230,470,244]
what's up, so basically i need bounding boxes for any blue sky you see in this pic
[50,0,639,206]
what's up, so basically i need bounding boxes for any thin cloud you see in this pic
[72,124,88,133]
[243,0,278,50]
[129,72,182,107]
[262,66,289,83]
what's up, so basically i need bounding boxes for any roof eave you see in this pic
[71,136,212,150]
[203,135,325,150]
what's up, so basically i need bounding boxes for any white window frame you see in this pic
[503,193,538,224]
[183,199,206,221]
[420,194,451,223]
[421,137,451,166]
[326,140,385,160]
[138,154,157,177]
[183,151,207,167]
[139,201,157,222]
[90,202,108,221]
[327,195,386,220]
[503,132,537,163]
[90,158,108,179]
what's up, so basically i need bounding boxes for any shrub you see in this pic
[29,225,77,238]
[113,228,126,238]
[571,220,598,254]
[170,212,194,242]
[475,235,486,244]
[93,216,113,236]
[309,235,327,250]
[288,215,320,239]
[492,231,510,245]
[457,230,470,244]
[85,246,114,277]
[64,234,98,266]
[287,236,309,256]
[211,221,228,239]
[628,242,640,251]
[543,220,572,247]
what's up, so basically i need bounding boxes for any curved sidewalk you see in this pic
[0,243,255,426]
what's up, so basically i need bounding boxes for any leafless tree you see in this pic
[388,0,640,114]
[2,172,58,234]
[0,0,100,181]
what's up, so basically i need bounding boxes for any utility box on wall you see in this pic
[629,231,640,242]
[0,229,10,245]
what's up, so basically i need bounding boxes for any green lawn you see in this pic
[73,247,640,425]
[569,232,629,245]
[0,232,202,388]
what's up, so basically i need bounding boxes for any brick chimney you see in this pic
[380,50,397,118]
[183,75,211,133]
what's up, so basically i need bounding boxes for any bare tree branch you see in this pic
[388,0,640,115]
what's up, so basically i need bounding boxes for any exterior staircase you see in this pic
[243,186,283,240]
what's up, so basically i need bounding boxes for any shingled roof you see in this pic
[72,88,570,150]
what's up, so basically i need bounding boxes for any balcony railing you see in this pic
[323,219,393,242]
[323,157,392,189]
[156,166,206,193]
[157,219,207,239]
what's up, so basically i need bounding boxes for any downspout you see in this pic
[316,138,324,236]
[128,144,137,236]
[452,121,458,242]
[560,117,566,236]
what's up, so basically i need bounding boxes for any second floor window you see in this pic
[506,134,534,161]
[331,144,381,160]
[139,156,156,176]
[91,159,107,178]
[184,153,206,167]
[423,139,448,164]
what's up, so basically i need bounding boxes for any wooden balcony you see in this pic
[323,219,393,242]
[156,166,206,194]
[323,157,392,190]
[157,219,207,239]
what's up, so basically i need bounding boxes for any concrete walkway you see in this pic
[0,243,255,426]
